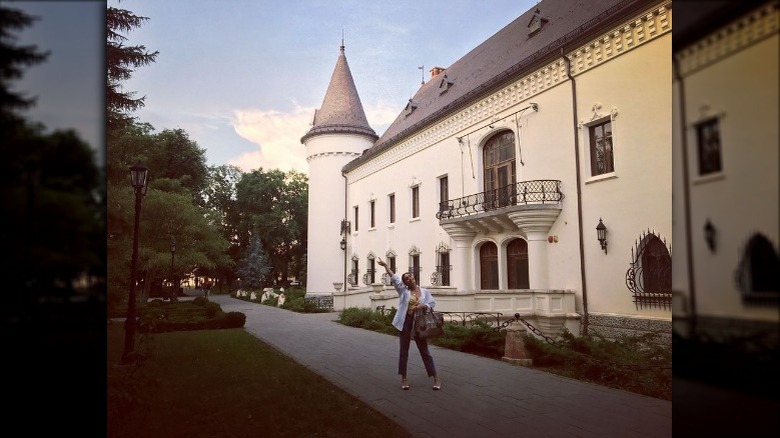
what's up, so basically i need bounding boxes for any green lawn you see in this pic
[107,322,410,438]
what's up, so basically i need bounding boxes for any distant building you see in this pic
[303,0,674,340]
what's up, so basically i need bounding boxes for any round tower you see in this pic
[301,43,377,296]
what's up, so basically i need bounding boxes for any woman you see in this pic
[378,257,441,391]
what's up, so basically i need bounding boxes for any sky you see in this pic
[8,0,104,164]
[9,0,542,174]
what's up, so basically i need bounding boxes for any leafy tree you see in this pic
[236,235,271,290]
[107,178,232,313]
[106,4,158,134]
[235,168,308,285]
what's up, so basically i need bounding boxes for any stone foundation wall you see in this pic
[587,313,672,347]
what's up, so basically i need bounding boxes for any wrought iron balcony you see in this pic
[436,180,564,220]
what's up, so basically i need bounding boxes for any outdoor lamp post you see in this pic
[170,235,177,300]
[122,162,148,364]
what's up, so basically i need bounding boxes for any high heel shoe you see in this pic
[401,379,410,390]
[432,378,441,390]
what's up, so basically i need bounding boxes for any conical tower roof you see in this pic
[301,45,378,143]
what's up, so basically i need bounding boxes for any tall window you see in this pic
[589,119,614,176]
[439,176,449,215]
[349,257,359,286]
[388,194,395,223]
[437,251,451,286]
[388,255,396,273]
[366,254,376,284]
[409,247,421,283]
[507,238,529,289]
[369,200,375,228]
[411,186,420,219]
[353,206,359,232]
[696,118,722,175]
[480,242,499,290]
[483,131,516,209]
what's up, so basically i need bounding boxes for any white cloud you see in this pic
[230,106,313,174]
[228,100,403,174]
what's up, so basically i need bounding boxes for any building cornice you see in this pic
[674,2,779,78]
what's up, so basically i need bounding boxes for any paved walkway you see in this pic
[208,294,672,437]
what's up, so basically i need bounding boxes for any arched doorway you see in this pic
[507,238,529,289]
[480,242,499,290]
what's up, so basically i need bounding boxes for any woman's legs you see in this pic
[398,314,414,377]
[413,336,437,377]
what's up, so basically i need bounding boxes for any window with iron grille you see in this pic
[382,251,397,285]
[735,233,780,304]
[589,119,614,176]
[626,231,671,310]
[365,254,376,284]
[408,247,421,284]
[349,257,359,286]
[437,251,451,286]
[696,118,722,175]
[353,206,359,232]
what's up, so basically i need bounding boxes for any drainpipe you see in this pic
[342,171,348,294]
[564,49,589,336]
[673,57,697,336]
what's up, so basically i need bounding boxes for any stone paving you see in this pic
[207,294,672,437]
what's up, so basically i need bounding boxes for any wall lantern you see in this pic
[596,218,608,254]
[340,237,347,250]
[704,219,716,253]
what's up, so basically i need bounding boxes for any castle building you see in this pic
[303,0,674,340]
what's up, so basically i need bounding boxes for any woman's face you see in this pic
[402,273,416,288]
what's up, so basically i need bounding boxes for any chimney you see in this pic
[429,66,445,79]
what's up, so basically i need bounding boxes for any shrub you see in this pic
[147,299,163,307]
[193,296,209,306]
[337,307,397,335]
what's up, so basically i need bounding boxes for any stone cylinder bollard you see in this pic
[502,324,533,367]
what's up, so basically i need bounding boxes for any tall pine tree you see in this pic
[106,4,158,133]
[237,234,271,290]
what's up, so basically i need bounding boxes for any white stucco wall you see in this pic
[679,32,779,322]
[575,31,673,318]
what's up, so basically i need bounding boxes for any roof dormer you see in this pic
[438,74,455,94]
[528,9,549,36]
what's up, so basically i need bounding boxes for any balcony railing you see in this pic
[436,180,564,219]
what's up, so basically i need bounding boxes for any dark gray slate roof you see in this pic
[344,0,655,172]
[301,45,378,143]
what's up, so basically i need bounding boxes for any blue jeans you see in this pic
[398,311,437,377]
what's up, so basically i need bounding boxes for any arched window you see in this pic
[735,233,780,303]
[626,231,672,310]
[483,131,516,210]
[507,238,529,289]
[480,242,499,290]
